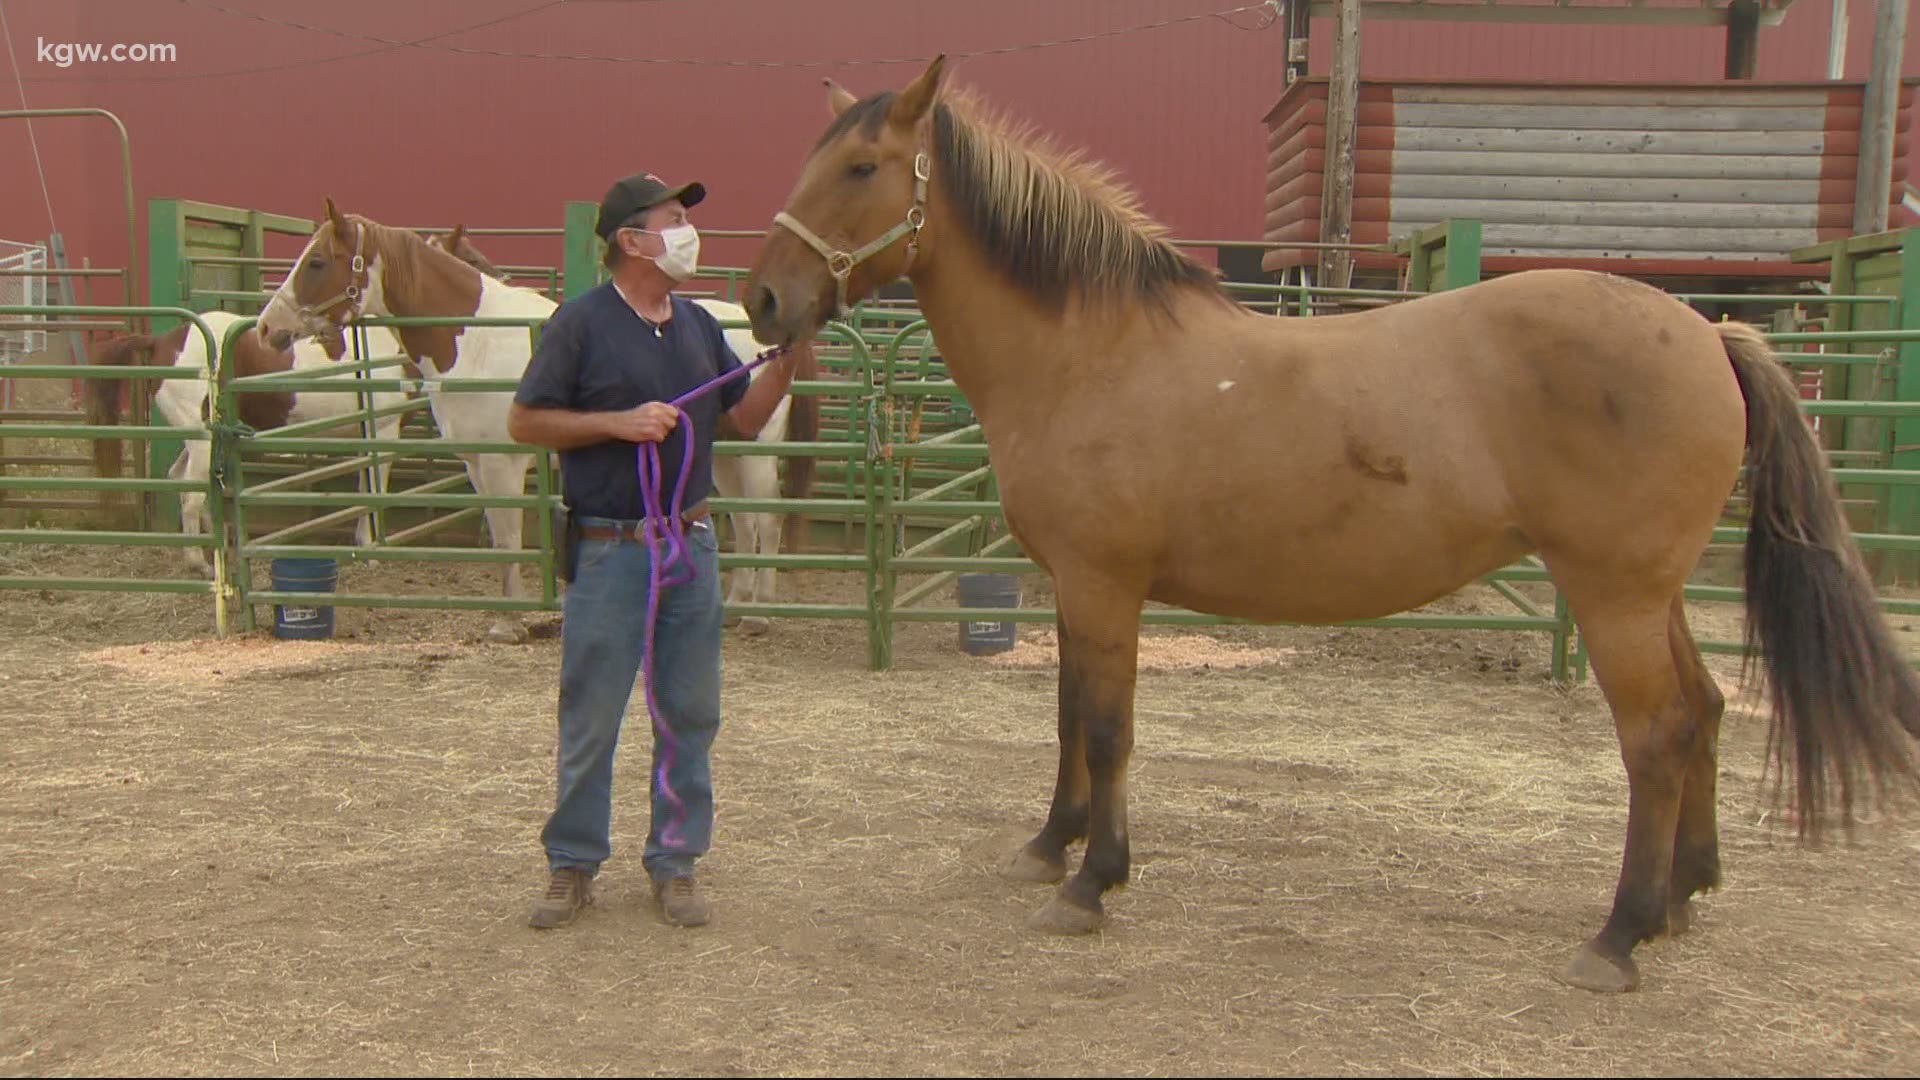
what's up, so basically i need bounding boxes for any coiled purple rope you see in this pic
[638,343,787,848]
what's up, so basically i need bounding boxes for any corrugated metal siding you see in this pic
[1263,79,1914,274]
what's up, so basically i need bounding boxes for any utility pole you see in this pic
[1319,0,1360,289]
[1854,0,1908,235]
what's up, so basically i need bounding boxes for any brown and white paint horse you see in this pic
[90,311,408,575]
[257,200,564,643]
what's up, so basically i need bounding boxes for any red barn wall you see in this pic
[0,0,1916,299]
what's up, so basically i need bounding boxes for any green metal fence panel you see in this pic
[0,305,232,631]
[15,219,1917,685]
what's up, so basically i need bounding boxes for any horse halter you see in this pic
[297,220,370,326]
[771,148,930,318]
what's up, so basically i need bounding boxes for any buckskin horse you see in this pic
[741,56,1920,992]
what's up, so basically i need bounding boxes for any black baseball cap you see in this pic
[595,172,707,239]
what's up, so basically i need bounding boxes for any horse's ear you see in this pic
[824,78,857,117]
[323,196,352,244]
[448,223,466,249]
[887,54,946,129]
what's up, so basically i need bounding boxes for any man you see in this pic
[508,171,800,929]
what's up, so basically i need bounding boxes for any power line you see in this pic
[28,0,1277,83]
[0,0,58,235]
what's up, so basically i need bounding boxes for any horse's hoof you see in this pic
[1003,847,1067,884]
[486,622,529,645]
[738,616,771,637]
[1661,900,1695,939]
[1028,892,1106,935]
[1553,943,1639,993]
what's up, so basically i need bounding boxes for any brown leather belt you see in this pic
[578,503,709,542]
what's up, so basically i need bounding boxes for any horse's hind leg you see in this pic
[468,452,532,644]
[177,442,214,579]
[1555,592,1696,993]
[1665,596,1726,937]
[746,508,781,637]
[353,417,401,556]
[735,458,779,637]
[721,507,756,626]
[1005,611,1090,885]
[733,511,777,638]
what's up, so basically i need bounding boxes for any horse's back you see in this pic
[1391,269,1748,529]
[1032,270,1750,622]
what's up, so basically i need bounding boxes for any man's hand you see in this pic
[601,402,681,443]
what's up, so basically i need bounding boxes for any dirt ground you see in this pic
[4,540,1920,1077]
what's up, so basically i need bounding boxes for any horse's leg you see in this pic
[354,415,401,552]
[1553,591,1695,993]
[1005,610,1089,885]
[751,505,782,632]
[1663,596,1726,938]
[712,455,746,628]
[1027,579,1143,933]
[737,455,780,636]
[723,507,756,628]
[178,441,213,579]
[468,451,532,644]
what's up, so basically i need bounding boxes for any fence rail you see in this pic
[9,217,1920,681]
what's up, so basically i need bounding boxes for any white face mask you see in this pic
[634,224,700,281]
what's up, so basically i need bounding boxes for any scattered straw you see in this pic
[85,637,471,688]
[984,628,1297,673]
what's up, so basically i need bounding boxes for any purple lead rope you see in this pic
[638,344,787,849]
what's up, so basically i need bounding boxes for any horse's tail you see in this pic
[780,342,820,552]
[1722,320,1920,841]
[85,331,162,479]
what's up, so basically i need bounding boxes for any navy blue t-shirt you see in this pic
[514,285,748,519]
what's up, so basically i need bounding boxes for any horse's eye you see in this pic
[307,257,326,271]
[849,162,878,179]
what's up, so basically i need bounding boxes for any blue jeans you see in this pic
[541,515,723,884]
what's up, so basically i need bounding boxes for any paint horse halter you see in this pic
[771,148,930,318]
[296,219,372,328]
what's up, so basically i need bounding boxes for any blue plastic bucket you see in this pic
[271,557,339,640]
[956,572,1021,656]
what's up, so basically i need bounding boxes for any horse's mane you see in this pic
[828,87,1232,317]
[343,215,484,315]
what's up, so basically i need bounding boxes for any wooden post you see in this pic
[1725,0,1760,79]
[1320,0,1360,290]
[1854,0,1908,236]
[1829,0,1851,79]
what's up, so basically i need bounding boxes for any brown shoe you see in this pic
[652,875,711,927]
[529,868,591,929]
